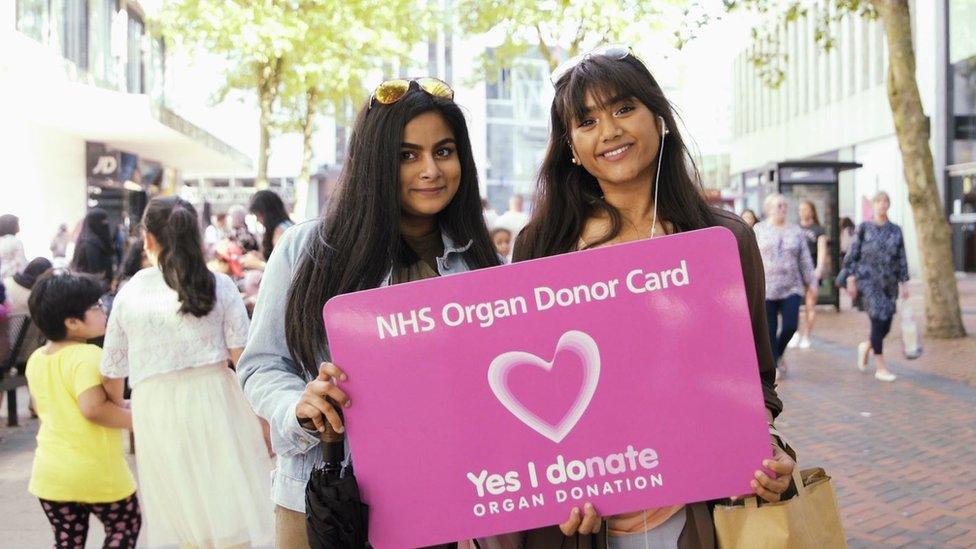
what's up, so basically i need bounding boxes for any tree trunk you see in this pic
[255,58,283,190]
[873,0,965,337]
[294,88,318,220]
[256,92,271,190]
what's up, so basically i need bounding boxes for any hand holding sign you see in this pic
[295,362,350,433]
[559,503,602,536]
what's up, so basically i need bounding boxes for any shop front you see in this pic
[947,0,976,272]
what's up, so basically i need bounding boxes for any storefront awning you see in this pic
[3,73,252,174]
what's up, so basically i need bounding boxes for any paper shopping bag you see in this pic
[714,468,846,549]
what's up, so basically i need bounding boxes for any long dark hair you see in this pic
[142,197,216,317]
[514,54,715,260]
[70,208,115,279]
[249,190,290,260]
[285,86,501,376]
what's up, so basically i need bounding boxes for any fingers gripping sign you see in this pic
[296,362,350,433]
[559,503,601,536]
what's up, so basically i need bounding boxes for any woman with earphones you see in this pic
[514,46,795,548]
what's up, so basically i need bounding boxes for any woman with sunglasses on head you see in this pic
[237,78,505,548]
[100,196,273,548]
[514,47,796,548]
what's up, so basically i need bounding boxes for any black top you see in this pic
[72,238,115,284]
[800,223,825,265]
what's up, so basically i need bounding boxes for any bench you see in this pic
[0,313,44,427]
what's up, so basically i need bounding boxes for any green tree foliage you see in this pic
[155,0,426,189]
[682,0,964,337]
[454,0,679,75]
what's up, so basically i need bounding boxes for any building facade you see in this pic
[729,0,973,275]
[1,0,250,259]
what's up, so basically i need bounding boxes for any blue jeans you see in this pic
[766,294,802,366]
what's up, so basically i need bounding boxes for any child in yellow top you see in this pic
[26,270,141,549]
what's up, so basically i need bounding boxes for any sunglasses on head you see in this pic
[369,77,454,109]
[550,44,633,84]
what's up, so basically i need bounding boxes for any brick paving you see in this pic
[1,277,974,547]
[776,275,976,548]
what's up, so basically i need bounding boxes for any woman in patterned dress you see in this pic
[837,191,909,382]
[754,193,816,374]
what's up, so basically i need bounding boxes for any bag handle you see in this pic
[742,425,805,508]
[743,468,809,509]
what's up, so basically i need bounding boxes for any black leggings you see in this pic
[39,492,141,549]
[870,316,893,355]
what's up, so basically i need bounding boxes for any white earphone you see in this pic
[659,115,669,136]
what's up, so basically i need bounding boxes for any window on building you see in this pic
[950,0,976,165]
[16,0,50,42]
[787,21,797,117]
[873,19,886,87]
[859,17,871,91]
[127,9,144,93]
[487,123,515,182]
[62,0,89,69]
[146,36,165,102]
[512,62,548,121]
[799,13,810,113]
[810,16,820,110]
[845,14,855,98]
[486,67,512,100]
[88,0,116,84]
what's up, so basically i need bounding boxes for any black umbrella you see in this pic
[306,419,370,548]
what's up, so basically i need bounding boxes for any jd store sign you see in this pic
[87,149,121,180]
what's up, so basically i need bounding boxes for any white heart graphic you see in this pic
[487,330,600,443]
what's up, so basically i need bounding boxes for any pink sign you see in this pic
[323,227,771,548]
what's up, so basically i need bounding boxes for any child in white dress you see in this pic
[101,196,272,548]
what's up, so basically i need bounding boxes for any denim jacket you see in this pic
[237,220,476,512]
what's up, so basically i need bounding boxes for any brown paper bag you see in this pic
[714,468,846,549]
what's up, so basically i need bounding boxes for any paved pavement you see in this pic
[1,277,974,547]
[775,276,976,548]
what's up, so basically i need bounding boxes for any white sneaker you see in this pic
[875,371,897,382]
[856,342,870,372]
[787,332,800,348]
[798,335,811,349]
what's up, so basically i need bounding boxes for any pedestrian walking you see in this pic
[204,212,230,257]
[227,204,260,254]
[99,196,273,547]
[237,77,505,548]
[839,216,855,265]
[50,223,71,261]
[513,45,795,547]
[25,271,140,549]
[0,214,28,280]
[3,257,52,315]
[795,201,829,349]
[482,197,499,227]
[493,193,530,236]
[70,209,116,285]
[249,190,293,261]
[754,193,816,375]
[837,191,909,382]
